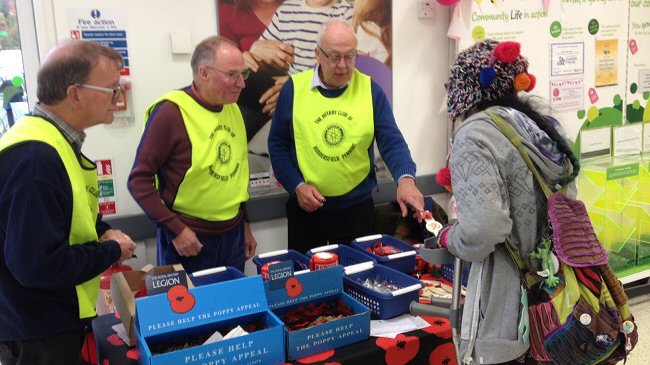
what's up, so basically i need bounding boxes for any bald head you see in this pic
[317,20,357,50]
[37,40,123,105]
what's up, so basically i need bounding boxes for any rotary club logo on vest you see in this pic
[313,109,357,162]
[208,125,240,181]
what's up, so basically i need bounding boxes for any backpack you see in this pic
[486,110,638,365]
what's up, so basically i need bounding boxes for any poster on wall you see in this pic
[65,8,130,76]
[217,0,392,196]
[96,159,118,216]
[625,0,650,123]
[595,39,619,87]
[459,0,629,156]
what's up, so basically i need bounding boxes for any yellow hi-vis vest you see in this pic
[292,69,374,196]
[0,116,101,319]
[145,91,249,221]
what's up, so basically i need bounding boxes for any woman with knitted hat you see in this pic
[435,39,580,364]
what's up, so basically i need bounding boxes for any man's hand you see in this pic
[295,183,325,213]
[100,229,137,263]
[396,177,424,219]
[172,227,203,257]
[244,222,257,260]
[249,40,294,70]
[260,76,289,115]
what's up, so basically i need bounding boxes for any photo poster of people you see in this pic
[217,0,393,196]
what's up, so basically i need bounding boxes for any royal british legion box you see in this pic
[264,265,370,359]
[135,275,285,365]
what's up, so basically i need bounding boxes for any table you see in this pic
[92,313,456,365]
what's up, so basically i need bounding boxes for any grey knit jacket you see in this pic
[445,107,576,365]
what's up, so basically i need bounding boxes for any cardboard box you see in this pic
[264,266,370,360]
[135,275,285,365]
[111,264,193,346]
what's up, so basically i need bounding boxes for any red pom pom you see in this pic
[493,41,521,63]
[436,0,461,6]
[436,167,451,186]
[526,73,536,91]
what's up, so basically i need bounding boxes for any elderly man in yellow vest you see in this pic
[0,41,136,365]
[269,20,424,254]
[129,36,257,274]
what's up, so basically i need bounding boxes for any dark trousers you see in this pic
[157,220,246,274]
[286,197,375,254]
[0,331,83,365]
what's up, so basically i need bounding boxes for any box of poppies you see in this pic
[264,265,370,360]
[134,275,286,365]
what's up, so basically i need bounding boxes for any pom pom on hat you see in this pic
[493,41,521,63]
[436,0,461,6]
[479,66,497,87]
[526,73,536,91]
[514,73,531,91]
[436,167,453,192]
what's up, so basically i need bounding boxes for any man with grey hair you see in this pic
[0,40,136,365]
[268,20,424,254]
[129,36,257,274]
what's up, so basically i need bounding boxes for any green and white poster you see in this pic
[456,0,629,155]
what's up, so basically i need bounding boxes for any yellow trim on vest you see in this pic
[145,90,249,221]
[0,116,100,319]
[292,69,374,196]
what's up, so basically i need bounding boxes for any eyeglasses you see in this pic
[205,66,250,82]
[78,83,122,102]
[318,46,356,65]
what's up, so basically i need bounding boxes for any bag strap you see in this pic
[504,240,526,274]
[485,110,569,274]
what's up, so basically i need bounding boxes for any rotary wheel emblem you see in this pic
[323,124,345,147]
[216,140,232,165]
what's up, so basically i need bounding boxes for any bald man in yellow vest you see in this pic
[269,21,424,253]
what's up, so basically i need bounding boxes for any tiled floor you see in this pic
[626,292,650,364]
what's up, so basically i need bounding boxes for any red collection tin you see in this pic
[309,252,339,271]
[261,260,282,280]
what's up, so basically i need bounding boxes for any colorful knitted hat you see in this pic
[446,39,536,120]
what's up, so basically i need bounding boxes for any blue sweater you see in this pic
[268,77,416,209]
[0,141,120,341]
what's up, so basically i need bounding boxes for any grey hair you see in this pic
[316,20,356,48]
[37,41,123,105]
[191,36,238,77]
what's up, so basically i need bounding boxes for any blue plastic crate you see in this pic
[350,234,417,273]
[441,263,469,287]
[343,262,423,319]
[189,266,245,286]
[252,249,310,274]
[306,244,377,268]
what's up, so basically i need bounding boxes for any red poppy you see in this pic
[167,285,195,314]
[286,277,303,297]
[376,333,420,365]
[429,342,456,365]
[126,348,139,360]
[421,317,452,339]
[296,349,335,363]
[106,334,124,346]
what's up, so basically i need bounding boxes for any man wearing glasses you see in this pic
[268,21,424,254]
[129,36,257,274]
[0,40,136,365]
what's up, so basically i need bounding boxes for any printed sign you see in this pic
[66,8,131,75]
[145,271,189,296]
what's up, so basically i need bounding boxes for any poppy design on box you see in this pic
[167,285,195,313]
